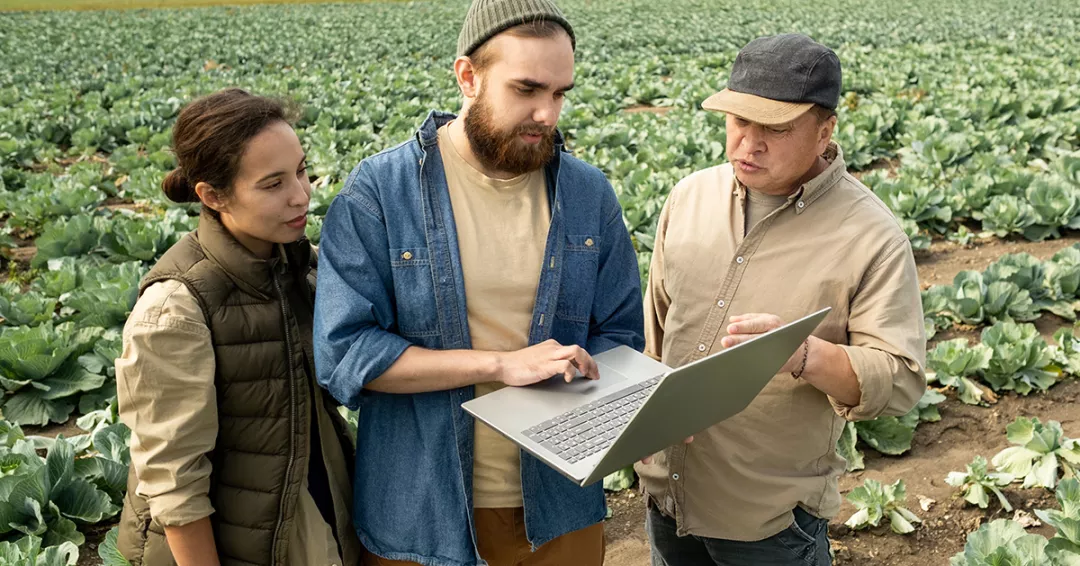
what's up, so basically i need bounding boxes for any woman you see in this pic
[115,88,361,566]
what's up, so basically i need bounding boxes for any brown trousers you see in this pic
[362,508,604,566]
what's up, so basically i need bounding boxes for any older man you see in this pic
[635,34,927,566]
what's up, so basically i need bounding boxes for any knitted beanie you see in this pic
[457,0,576,56]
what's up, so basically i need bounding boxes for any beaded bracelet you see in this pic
[792,339,810,379]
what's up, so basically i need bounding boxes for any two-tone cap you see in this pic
[702,34,841,125]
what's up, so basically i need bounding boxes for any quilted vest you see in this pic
[116,211,318,566]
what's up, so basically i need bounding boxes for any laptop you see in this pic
[462,308,830,487]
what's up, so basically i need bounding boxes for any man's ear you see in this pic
[818,115,837,153]
[454,56,480,100]
[195,181,228,214]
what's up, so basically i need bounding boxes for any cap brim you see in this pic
[701,89,814,126]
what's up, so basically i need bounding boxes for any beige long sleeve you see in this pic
[116,280,217,527]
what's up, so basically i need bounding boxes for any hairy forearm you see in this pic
[800,337,860,406]
[364,346,501,394]
[165,518,220,566]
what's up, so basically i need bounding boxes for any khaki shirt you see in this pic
[635,143,927,541]
[437,124,551,508]
[117,279,351,564]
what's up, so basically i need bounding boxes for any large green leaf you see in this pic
[951,519,1049,566]
[0,393,77,427]
[855,416,915,456]
[1047,538,1080,566]
[50,476,119,524]
[836,421,865,472]
[98,527,131,566]
[0,536,79,566]
[0,324,102,385]
[603,466,636,492]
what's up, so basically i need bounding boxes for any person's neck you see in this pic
[447,116,520,181]
[219,213,273,259]
[752,155,830,197]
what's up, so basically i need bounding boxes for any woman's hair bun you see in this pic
[162,167,198,203]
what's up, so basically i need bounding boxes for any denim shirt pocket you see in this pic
[389,246,440,339]
[554,234,601,324]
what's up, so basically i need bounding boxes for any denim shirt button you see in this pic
[585,238,594,247]
[402,251,413,260]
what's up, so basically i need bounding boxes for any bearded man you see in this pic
[313,1,644,565]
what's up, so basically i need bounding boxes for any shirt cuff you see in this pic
[141,477,215,527]
[830,344,895,421]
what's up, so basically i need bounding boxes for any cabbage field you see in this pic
[2,0,1080,564]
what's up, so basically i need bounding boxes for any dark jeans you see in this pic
[646,502,832,566]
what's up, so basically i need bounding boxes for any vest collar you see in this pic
[195,209,311,300]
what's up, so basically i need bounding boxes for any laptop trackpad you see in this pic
[523,364,628,398]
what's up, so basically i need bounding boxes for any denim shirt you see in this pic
[313,112,645,566]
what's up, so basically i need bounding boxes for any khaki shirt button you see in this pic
[736,256,744,264]
[402,251,413,260]
[697,344,707,352]
[717,300,725,307]
[672,473,680,480]
[797,200,806,208]
[585,238,594,247]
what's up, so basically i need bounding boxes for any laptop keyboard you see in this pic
[523,376,663,464]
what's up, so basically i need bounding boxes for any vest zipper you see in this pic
[270,270,298,564]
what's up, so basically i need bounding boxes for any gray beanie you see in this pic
[457,0,576,57]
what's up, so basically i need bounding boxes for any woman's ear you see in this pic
[195,181,228,214]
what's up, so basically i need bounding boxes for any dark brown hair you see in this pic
[162,88,291,204]
[469,20,568,74]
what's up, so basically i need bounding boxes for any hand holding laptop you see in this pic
[723,313,805,374]
[636,312,794,465]
[639,312,795,465]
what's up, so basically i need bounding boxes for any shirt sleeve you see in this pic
[116,280,218,527]
[313,162,413,410]
[643,191,676,362]
[831,234,928,421]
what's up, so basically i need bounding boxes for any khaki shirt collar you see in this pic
[732,141,846,215]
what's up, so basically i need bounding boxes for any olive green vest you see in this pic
[116,211,321,566]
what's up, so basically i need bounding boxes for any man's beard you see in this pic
[463,88,556,176]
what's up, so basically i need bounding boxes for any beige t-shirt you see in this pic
[743,187,789,236]
[437,124,551,509]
